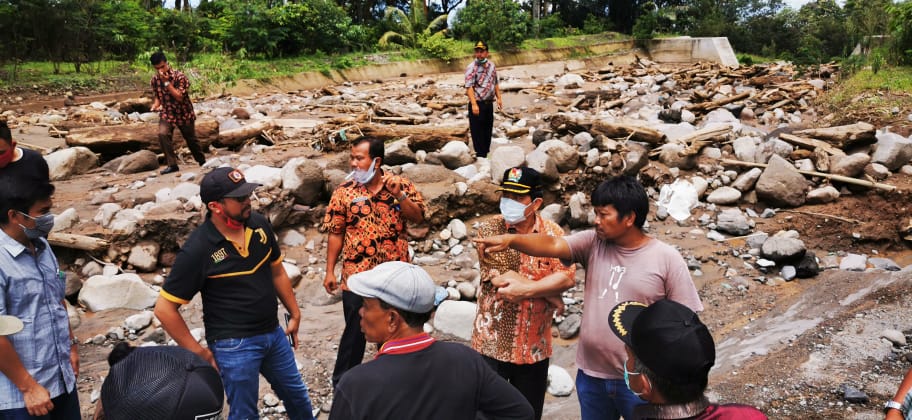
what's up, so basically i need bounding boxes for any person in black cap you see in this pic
[465,40,503,158]
[149,51,207,175]
[154,167,316,420]
[470,166,574,419]
[99,346,224,420]
[329,262,533,420]
[609,300,767,420]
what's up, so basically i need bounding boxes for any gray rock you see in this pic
[127,241,160,272]
[830,153,871,177]
[103,150,159,174]
[52,208,79,232]
[282,157,325,205]
[760,234,806,263]
[170,182,201,202]
[623,143,650,175]
[806,186,840,204]
[540,204,565,225]
[567,192,594,227]
[754,138,794,164]
[841,384,869,404]
[871,131,912,170]
[796,252,821,278]
[882,329,907,346]
[82,261,103,278]
[547,365,575,397]
[433,300,477,341]
[869,257,901,271]
[839,253,868,271]
[283,262,303,288]
[532,129,550,146]
[733,136,760,163]
[780,265,797,281]
[46,147,99,181]
[557,73,585,88]
[524,149,560,183]
[864,162,890,180]
[537,140,579,173]
[447,219,468,240]
[79,274,159,312]
[489,146,527,183]
[706,187,742,205]
[124,311,154,331]
[281,229,307,247]
[456,282,476,300]
[572,132,594,149]
[706,230,727,242]
[558,313,581,339]
[745,232,768,249]
[385,139,416,165]
[755,155,808,207]
[657,143,696,170]
[715,208,751,235]
[731,168,762,192]
[435,141,475,169]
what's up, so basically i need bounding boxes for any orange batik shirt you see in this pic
[471,214,575,365]
[321,174,425,289]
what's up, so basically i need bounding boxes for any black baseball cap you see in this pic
[498,167,542,196]
[609,300,715,385]
[199,167,260,203]
[474,40,488,51]
[101,346,224,420]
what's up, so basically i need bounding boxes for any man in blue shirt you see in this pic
[0,179,80,418]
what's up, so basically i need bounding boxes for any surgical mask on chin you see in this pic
[499,197,530,225]
[623,357,645,397]
[349,158,379,185]
[19,212,55,240]
[476,58,487,65]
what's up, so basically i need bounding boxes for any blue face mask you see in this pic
[476,58,488,65]
[349,158,379,185]
[499,197,531,225]
[19,212,55,240]
[623,357,644,397]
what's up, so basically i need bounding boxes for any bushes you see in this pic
[451,0,530,50]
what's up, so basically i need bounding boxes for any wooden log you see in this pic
[217,119,277,147]
[590,120,666,145]
[678,124,732,156]
[779,133,845,156]
[793,122,876,149]
[65,118,218,158]
[720,158,896,191]
[687,91,752,113]
[357,124,468,152]
[48,232,110,252]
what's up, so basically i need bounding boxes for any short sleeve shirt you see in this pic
[151,69,195,126]
[465,60,498,101]
[0,232,75,409]
[0,148,50,185]
[320,173,426,286]
[471,215,575,364]
[160,212,282,341]
[563,230,703,379]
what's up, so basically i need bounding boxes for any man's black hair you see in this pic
[352,137,385,163]
[150,51,167,66]
[0,120,11,144]
[633,355,707,404]
[0,179,54,224]
[590,175,648,228]
[378,299,432,329]
[107,342,136,367]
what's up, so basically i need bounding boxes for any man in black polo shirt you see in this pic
[153,167,315,420]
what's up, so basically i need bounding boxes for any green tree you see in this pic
[452,0,530,49]
[378,0,448,49]
[271,0,358,54]
[887,0,912,64]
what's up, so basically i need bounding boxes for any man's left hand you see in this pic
[69,346,79,377]
[495,271,533,302]
[284,314,301,349]
[496,97,503,110]
[384,175,403,198]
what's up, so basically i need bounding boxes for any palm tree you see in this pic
[378,0,449,49]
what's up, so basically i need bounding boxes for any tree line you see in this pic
[0,0,909,75]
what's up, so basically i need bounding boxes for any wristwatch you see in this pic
[885,400,903,414]
[399,192,408,201]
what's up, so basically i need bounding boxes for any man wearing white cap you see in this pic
[329,261,534,420]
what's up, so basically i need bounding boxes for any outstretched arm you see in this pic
[474,233,572,260]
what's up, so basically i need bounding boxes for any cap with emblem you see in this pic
[498,167,542,196]
[199,167,261,203]
[474,40,488,51]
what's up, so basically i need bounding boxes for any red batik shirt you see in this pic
[151,69,195,126]
[321,173,426,289]
[471,214,575,364]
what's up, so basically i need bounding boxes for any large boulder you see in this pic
[755,155,808,207]
[127,241,160,272]
[281,157,325,205]
[46,147,99,180]
[524,149,560,183]
[830,153,871,177]
[489,146,526,183]
[384,139,416,166]
[78,273,159,312]
[243,165,282,189]
[871,131,912,170]
[434,141,475,169]
[433,300,477,341]
[537,140,579,173]
[102,150,159,174]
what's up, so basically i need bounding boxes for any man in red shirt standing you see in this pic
[150,51,206,175]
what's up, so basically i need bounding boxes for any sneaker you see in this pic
[160,166,179,175]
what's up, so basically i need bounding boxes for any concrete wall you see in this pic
[226,37,738,96]
[645,37,740,68]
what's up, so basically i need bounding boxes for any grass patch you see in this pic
[520,32,626,50]
[817,66,912,125]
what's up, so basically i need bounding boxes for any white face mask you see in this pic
[348,158,379,185]
[500,197,531,225]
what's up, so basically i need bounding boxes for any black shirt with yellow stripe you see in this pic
[161,211,282,341]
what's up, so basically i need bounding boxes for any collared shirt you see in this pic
[321,173,426,287]
[0,231,75,409]
[376,333,436,358]
[632,397,768,419]
[160,212,283,341]
[465,60,498,101]
[471,214,575,364]
[151,69,195,126]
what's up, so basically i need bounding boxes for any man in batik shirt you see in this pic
[150,51,206,175]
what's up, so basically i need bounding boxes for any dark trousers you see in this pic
[0,387,80,420]
[483,355,549,420]
[331,290,367,388]
[158,119,206,167]
[468,100,495,158]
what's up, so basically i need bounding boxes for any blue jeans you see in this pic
[575,369,645,420]
[211,326,314,420]
[0,387,80,420]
